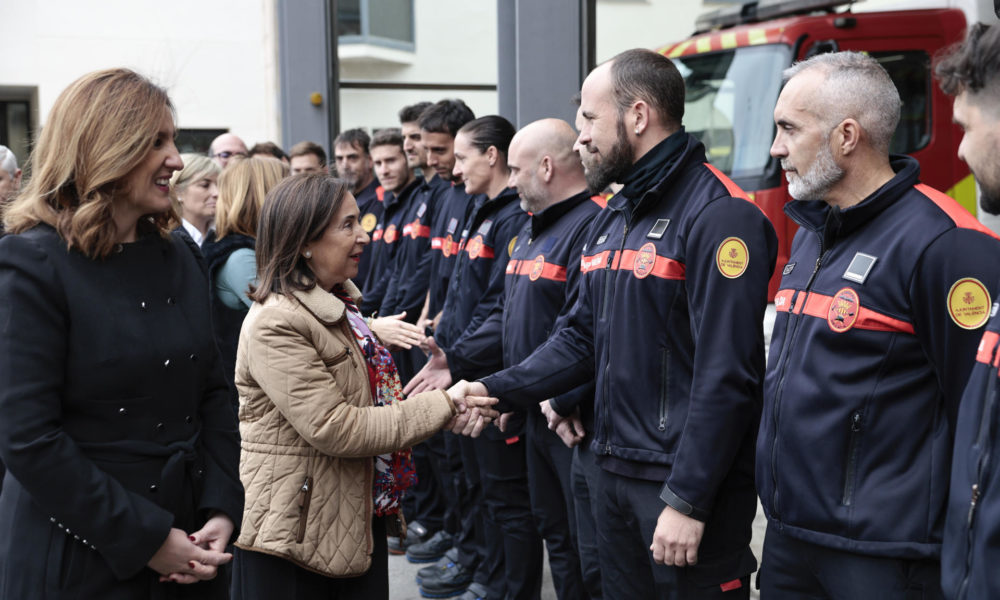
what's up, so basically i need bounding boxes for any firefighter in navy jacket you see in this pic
[936,24,1000,600]
[450,118,605,600]
[757,52,1000,598]
[462,50,777,599]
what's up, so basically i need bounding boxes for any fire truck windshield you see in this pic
[673,44,791,184]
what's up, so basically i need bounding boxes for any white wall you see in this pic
[596,0,706,61]
[0,0,280,147]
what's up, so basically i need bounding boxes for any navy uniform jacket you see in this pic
[426,183,476,319]
[0,225,242,598]
[354,177,384,287]
[360,176,422,316]
[481,134,776,582]
[379,176,443,322]
[943,294,1000,599]
[434,187,527,356]
[451,191,602,407]
[759,156,1000,561]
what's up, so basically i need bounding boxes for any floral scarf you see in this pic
[332,285,417,516]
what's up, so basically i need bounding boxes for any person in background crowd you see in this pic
[0,144,21,208]
[289,141,329,176]
[209,132,249,168]
[229,173,499,600]
[407,115,532,600]
[401,101,434,175]
[248,141,289,163]
[334,128,382,286]
[453,48,777,599]
[936,23,1000,600]
[0,67,242,598]
[202,156,288,408]
[757,51,1000,600]
[170,153,221,248]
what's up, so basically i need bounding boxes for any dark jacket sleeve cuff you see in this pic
[659,483,711,522]
[548,396,576,417]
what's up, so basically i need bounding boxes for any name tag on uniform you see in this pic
[478,220,493,235]
[417,203,427,217]
[992,302,999,318]
[596,234,608,246]
[647,219,671,240]
[447,218,458,234]
[782,262,796,276]
[843,252,878,284]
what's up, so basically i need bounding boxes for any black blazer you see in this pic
[0,224,243,599]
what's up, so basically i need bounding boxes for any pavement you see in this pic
[387,306,777,599]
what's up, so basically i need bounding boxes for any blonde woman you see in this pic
[0,68,241,598]
[170,153,220,247]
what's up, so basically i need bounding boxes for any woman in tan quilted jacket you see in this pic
[230,174,498,600]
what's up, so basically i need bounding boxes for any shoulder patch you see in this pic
[508,236,518,257]
[716,237,749,279]
[948,277,991,330]
[361,213,378,233]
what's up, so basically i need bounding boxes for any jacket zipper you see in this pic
[659,348,670,431]
[598,209,630,454]
[770,239,828,521]
[841,410,864,506]
[958,362,1000,599]
[296,475,314,543]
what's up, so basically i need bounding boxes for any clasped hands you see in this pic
[148,513,234,584]
[445,380,500,438]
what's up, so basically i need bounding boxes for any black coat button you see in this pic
[149,484,157,493]
[185,416,193,424]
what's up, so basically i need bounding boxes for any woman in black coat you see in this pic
[0,68,243,599]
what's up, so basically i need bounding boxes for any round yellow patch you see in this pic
[948,277,991,330]
[716,237,749,279]
[361,213,377,233]
[508,236,518,257]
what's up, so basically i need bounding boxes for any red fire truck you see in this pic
[659,0,997,296]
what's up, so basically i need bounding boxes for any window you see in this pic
[871,51,930,155]
[177,129,228,155]
[338,0,414,50]
[0,100,32,172]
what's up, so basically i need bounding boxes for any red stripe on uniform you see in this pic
[591,194,609,209]
[799,292,914,334]
[511,259,568,282]
[579,250,684,280]
[403,221,431,239]
[977,331,1000,365]
[703,163,769,218]
[372,229,384,241]
[916,183,1000,241]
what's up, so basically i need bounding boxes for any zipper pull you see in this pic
[968,484,980,526]
[301,479,311,494]
[850,411,862,432]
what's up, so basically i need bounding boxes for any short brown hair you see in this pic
[369,128,404,152]
[3,68,175,258]
[937,24,1000,101]
[609,49,685,129]
[289,140,327,166]
[252,174,351,302]
[249,141,289,161]
[215,156,288,240]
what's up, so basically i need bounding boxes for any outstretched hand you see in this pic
[370,312,425,350]
[404,336,452,395]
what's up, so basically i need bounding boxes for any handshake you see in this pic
[444,380,498,438]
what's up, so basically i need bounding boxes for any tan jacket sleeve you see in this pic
[245,305,456,458]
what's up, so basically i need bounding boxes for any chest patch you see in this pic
[447,218,458,235]
[361,213,377,233]
[992,301,999,318]
[828,287,860,333]
[417,202,427,218]
[478,220,493,235]
[716,237,749,279]
[782,262,796,276]
[633,242,657,279]
[948,278,991,330]
[842,252,878,284]
[468,235,485,259]
[529,255,546,281]
[647,219,671,240]
[596,234,609,246]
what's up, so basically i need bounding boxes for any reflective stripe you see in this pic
[976,330,1000,365]
[580,249,685,280]
[788,290,914,334]
[506,258,568,282]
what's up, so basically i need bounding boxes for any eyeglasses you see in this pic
[212,151,247,160]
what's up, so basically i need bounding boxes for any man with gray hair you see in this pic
[936,23,1000,600]
[0,145,21,207]
[758,51,1000,598]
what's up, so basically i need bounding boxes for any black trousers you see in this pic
[231,515,389,600]
[593,468,751,600]
[525,411,587,600]
[758,520,943,600]
[572,442,604,599]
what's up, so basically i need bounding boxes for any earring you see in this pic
[635,128,641,135]
[304,250,312,259]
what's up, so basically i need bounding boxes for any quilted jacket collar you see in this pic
[291,280,363,326]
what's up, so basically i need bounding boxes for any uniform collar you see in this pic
[609,132,703,216]
[529,189,592,240]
